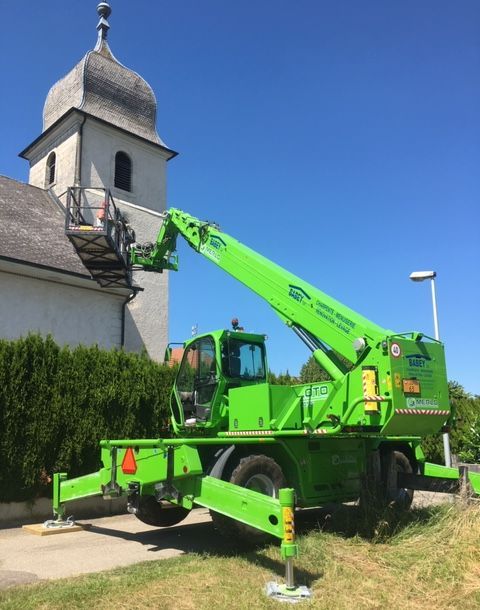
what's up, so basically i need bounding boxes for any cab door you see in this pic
[174,336,218,423]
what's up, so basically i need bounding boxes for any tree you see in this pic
[269,370,298,385]
[299,356,330,383]
[422,381,480,463]
[299,351,353,384]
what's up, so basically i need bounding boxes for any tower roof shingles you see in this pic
[43,40,167,148]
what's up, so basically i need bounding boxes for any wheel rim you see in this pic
[244,473,276,497]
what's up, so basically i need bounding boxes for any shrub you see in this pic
[0,335,176,503]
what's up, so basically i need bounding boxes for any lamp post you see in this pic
[409,271,452,467]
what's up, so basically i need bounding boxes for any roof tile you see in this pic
[0,176,91,277]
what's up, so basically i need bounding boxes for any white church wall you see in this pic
[27,114,82,194]
[81,120,168,213]
[0,270,124,350]
[80,119,170,361]
[26,117,171,362]
[120,205,169,361]
[123,271,169,360]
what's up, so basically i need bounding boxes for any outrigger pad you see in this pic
[265,582,312,604]
[23,521,90,536]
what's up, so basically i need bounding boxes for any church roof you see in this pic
[0,175,93,279]
[42,3,169,148]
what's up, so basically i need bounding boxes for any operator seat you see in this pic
[222,344,241,378]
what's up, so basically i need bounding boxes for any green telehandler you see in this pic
[55,196,480,600]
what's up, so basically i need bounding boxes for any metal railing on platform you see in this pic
[64,187,136,288]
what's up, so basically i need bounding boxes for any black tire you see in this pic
[382,450,414,511]
[210,454,286,545]
[135,495,190,527]
[358,450,383,514]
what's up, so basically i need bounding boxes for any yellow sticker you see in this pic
[282,507,295,542]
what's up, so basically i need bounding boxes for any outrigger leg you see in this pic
[44,473,76,529]
[45,443,312,598]
[266,489,312,603]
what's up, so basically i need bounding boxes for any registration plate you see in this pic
[403,379,421,394]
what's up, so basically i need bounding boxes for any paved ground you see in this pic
[0,509,214,590]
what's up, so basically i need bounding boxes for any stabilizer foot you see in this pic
[265,582,312,603]
[23,517,89,536]
[43,515,75,529]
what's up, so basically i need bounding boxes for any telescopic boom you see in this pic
[131,208,393,380]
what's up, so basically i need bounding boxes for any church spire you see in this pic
[95,2,112,51]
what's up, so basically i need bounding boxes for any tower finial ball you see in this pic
[97,2,112,19]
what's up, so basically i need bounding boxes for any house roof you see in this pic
[0,175,92,278]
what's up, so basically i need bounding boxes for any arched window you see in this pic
[114,151,132,192]
[46,152,56,186]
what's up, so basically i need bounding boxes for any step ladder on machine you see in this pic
[64,187,135,288]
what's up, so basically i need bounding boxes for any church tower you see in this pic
[19,2,176,360]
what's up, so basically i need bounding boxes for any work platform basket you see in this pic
[65,187,135,288]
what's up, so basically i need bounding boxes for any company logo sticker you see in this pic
[288,285,311,303]
[406,397,439,408]
[405,353,432,368]
[209,235,227,249]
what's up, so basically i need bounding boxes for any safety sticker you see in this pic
[390,343,401,358]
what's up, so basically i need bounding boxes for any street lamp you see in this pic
[409,270,452,467]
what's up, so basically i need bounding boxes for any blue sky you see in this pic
[1,1,479,393]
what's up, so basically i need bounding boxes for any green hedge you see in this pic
[0,335,176,503]
[422,381,480,464]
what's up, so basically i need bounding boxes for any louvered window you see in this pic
[46,152,56,186]
[114,151,132,192]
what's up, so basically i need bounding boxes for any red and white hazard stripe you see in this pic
[363,395,385,402]
[224,430,274,436]
[395,409,450,416]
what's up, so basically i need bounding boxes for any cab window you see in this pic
[222,339,266,381]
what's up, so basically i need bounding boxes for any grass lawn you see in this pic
[1,502,479,609]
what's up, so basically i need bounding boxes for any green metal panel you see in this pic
[175,475,285,539]
[57,471,103,504]
[290,381,340,430]
[55,443,204,514]
[269,385,303,431]
[272,437,365,505]
[423,462,480,495]
[53,439,294,541]
[228,383,271,431]
[381,337,450,436]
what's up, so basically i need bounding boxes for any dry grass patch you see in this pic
[1,502,480,609]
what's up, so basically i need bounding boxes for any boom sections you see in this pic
[131,208,392,366]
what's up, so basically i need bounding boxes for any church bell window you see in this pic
[46,152,56,186]
[114,151,132,192]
